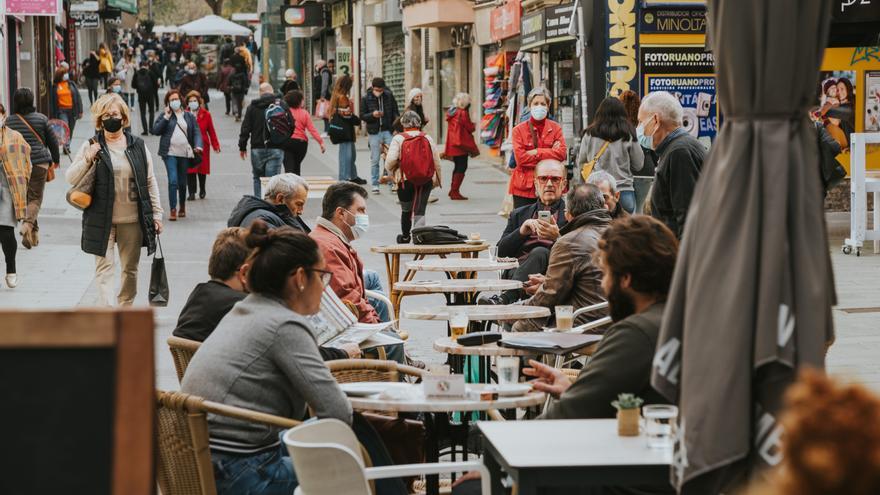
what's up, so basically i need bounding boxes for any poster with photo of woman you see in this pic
[814,71,856,151]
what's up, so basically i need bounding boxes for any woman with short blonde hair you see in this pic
[66,93,163,306]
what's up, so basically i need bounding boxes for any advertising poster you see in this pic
[645,75,717,148]
[813,70,856,150]
[5,0,58,15]
[864,71,880,132]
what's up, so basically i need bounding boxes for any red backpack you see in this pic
[399,133,435,186]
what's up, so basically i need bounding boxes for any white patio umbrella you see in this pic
[152,25,179,34]
[177,15,252,37]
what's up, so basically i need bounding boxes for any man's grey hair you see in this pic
[566,183,605,217]
[587,170,618,194]
[264,173,309,201]
[640,91,683,127]
[399,110,422,129]
[259,82,274,95]
[535,159,566,176]
[527,87,552,105]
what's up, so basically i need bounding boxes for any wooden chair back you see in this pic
[167,336,202,382]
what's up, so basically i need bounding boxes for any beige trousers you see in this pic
[94,222,143,306]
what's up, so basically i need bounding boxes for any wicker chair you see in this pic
[156,390,301,495]
[167,336,202,383]
[327,359,425,384]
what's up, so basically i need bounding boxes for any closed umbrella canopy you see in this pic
[650,0,835,493]
[178,15,252,37]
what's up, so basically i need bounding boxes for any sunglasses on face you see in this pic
[536,176,564,184]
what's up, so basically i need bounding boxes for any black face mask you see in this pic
[103,117,123,133]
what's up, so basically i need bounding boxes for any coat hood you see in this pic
[252,93,278,109]
[228,195,276,226]
[559,208,612,236]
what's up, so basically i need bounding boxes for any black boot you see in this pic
[397,214,412,244]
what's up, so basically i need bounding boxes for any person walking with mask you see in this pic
[184,91,219,200]
[510,87,567,210]
[0,103,31,288]
[443,93,479,200]
[66,93,163,306]
[98,43,114,88]
[360,78,399,194]
[116,51,137,109]
[178,61,210,110]
[132,60,159,136]
[152,89,203,221]
[50,67,84,155]
[82,51,101,104]
[328,75,365,183]
[239,83,284,197]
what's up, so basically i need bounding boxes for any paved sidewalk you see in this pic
[0,87,877,393]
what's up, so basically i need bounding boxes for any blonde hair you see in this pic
[453,92,470,109]
[91,93,130,131]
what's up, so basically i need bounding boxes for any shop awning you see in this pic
[178,15,252,37]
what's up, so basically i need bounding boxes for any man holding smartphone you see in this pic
[360,78,400,194]
[481,159,569,305]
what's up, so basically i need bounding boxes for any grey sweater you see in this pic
[576,135,645,191]
[181,293,352,453]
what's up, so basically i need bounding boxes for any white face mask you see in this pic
[188,100,199,111]
[344,208,369,239]
[62,73,69,81]
[530,105,548,121]
[170,100,181,111]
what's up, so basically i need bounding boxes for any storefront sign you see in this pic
[70,1,99,11]
[331,1,350,28]
[106,0,137,15]
[71,11,100,28]
[640,46,715,75]
[364,0,403,26]
[521,9,545,49]
[544,3,575,43]
[5,0,58,15]
[606,0,638,96]
[336,46,352,76]
[834,0,880,22]
[451,24,473,48]
[645,75,717,145]
[100,8,123,24]
[490,0,521,42]
[639,6,706,34]
[281,4,324,27]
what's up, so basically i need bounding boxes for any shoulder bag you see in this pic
[581,139,610,182]
[66,137,100,210]
[175,116,202,168]
[15,114,57,182]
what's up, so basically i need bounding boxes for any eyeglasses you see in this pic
[306,268,333,288]
[536,176,564,184]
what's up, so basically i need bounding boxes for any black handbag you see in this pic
[149,236,169,307]
[411,225,468,245]
[328,113,354,144]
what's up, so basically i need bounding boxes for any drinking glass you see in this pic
[496,356,520,385]
[449,309,469,341]
[643,405,678,449]
[488,246,498,262]
[555,305,574,331]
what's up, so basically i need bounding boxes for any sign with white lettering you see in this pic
[640,6,706,34]
[640,46,715,75]
[520,2,574,50]
[834,0,880,22]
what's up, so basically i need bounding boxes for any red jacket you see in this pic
[310,220,379,323]
[188,108,219,175]
[510,118,567,198]
[444,108,479,157]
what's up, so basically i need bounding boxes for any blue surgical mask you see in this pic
[62,73,69,81]
[188,100,199,111]
[530,105,548,121]
[170,100,181,111]
[636,123,654,150]
[345,209,369,239]
[112,85,122,93]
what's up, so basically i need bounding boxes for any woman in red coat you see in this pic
[185,90,220,200]
[443,93,480,200]
[510,87,567,209]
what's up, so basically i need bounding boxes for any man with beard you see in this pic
[511,183,611,332]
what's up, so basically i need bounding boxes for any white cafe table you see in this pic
[403,304,551,322]
[478,419,673,495]
[405,257,519,273]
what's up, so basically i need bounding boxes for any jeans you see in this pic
[369,131,393,186]
[212,440,298,495]
[163,155,190,210]
[337,141,357,181]
[250,148,284,197]
[56,109,76,146]
[363,268,390,323]
[619,189,636,214]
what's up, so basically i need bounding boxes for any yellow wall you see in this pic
[820,47,880,171]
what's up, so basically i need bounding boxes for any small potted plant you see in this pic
[612,393,644,436]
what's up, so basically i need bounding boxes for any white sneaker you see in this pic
[5,273,17,288]
[371,186,380,194]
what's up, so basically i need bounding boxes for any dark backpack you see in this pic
[134,70,153,93]
[265,99,294,146]
[399,133,435,186]
[411,226,468,245]
[230,72,248,94]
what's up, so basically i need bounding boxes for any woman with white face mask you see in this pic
[184,91,220,200]
[50,67,83,155]
[510,87,567,210]
[151,89,203,221]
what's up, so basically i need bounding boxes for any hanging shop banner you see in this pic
[645,75,717,146]
[106,0,137,15]
[336,46,352,77]
[490,0,521,42]
[639,5,706,34]
[281,4,324,27]
[640,46,715,76]
[331,1,350,28]
[5,0,58,15]
[606,0,639,97]
[520,2,575,50]
[71,12,100,28]
[520,9,545,49]
[70,1,99,11]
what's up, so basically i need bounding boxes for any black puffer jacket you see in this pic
[227,195,310,232]
[5,112,59,166]
[238,93,280,151]
[360,88,400,134]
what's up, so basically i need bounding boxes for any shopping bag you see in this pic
[149,236,169,307]
[314,99,330,120]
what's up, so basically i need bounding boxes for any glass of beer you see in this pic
[449,309,469,341]
[555,305,574,331]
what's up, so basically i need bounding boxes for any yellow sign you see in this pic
[607,0,638,97]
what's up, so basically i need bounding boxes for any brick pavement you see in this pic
[0,87,877,393]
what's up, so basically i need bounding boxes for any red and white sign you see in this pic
[5,0,59,16]
[490,0,521,42]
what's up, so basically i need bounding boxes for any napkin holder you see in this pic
[422,373,466,397]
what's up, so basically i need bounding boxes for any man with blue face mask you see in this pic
[637,91,705,238]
